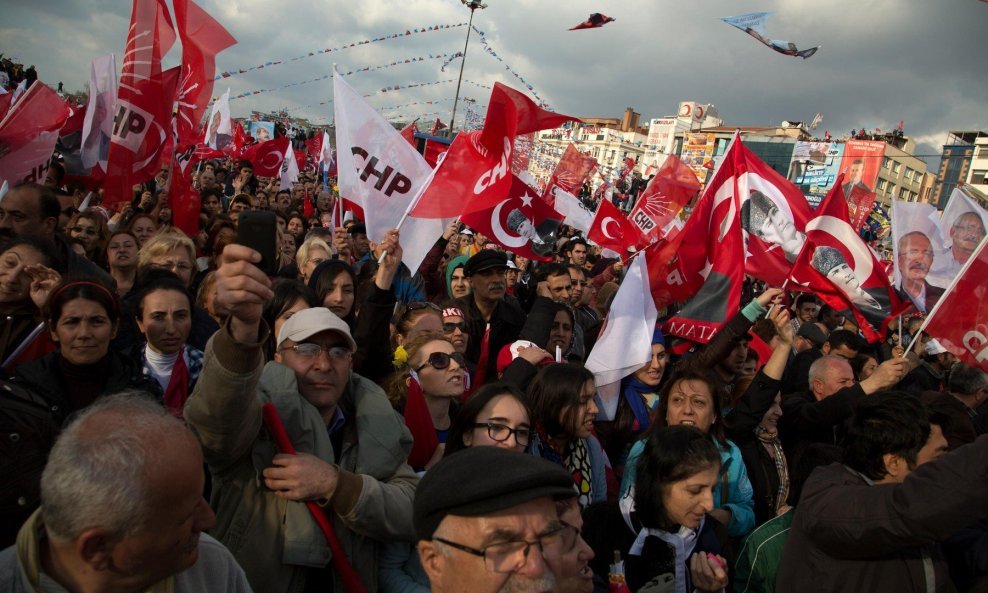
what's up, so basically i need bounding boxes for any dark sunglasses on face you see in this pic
[443,321,467,333]
[415,351,466,372]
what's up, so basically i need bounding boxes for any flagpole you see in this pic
[901,234,988,357]
[448,0,486,136]
[765,279,790,318]
[375,163,442,264]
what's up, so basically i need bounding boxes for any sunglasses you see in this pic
[415,351,466,372]
[443,321,467,333]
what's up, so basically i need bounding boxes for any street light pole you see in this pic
[448,0,486,137]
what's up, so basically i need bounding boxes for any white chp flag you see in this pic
[585,254,658,420]
[202,88,231,150]
[80,54,117,169]
[333,68,454,274]
[279,143,299,190]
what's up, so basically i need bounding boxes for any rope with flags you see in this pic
[214,23,469,81]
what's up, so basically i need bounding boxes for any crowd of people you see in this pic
[0,152,986,593]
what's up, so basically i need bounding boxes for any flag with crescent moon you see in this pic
[460,174,563,261]
[242,137,290,177]
[660,136,747,344]
[588,199,643,255]
[410,82,580,220]
[789,180,911,342]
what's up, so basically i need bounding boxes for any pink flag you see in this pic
[0,82,71,186]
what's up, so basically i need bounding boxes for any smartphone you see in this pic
[236,211,278,276]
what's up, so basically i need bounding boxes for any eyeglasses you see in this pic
[443,321,467,333]
[471,421,531,447]
[151,261,193,273]
[433,524,569,574]
[415,351,466,372]
[280,343,352,360]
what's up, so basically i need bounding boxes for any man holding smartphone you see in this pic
[185,242,417,593]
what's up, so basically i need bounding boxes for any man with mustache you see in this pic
[896,231,944,313]
[453,251,527,384]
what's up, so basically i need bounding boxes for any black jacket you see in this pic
[454,294,526,384]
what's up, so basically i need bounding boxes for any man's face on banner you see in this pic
[848,162,863,184]
[950,212,986,264]
[898,233,934,283]
[827,263,881,310]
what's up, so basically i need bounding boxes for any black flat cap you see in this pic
[414,447,574,540]
[798,322,827,348]
[464,250,508,276]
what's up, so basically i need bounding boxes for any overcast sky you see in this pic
[3,0,986,162]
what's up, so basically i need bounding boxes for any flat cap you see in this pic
[413,446,574,540]
[464,250,508,276]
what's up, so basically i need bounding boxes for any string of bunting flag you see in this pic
[228,54,462,101]
[278,79,492,118]
[471,26,551,108]
[214,23,468,81]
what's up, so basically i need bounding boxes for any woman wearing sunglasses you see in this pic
[385,332,467,473]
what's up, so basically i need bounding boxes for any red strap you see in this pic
[261,403,368,593]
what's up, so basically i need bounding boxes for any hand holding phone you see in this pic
[236,211,279,276]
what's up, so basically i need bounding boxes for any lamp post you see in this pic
[448,0,486,137]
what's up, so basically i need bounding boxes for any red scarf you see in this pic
[162,347,190,418]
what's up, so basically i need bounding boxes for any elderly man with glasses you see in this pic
[415,446,589,593]
[185,244,417,593]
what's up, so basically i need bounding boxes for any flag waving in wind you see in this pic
[627,154,699,244]
[0,82,71,186]
[334,69,454,274]
[588,199,642,255]
[917,235,988,372]
[460,174,563,261]
[722,11,819,59]
[410,83,580,221]
[789,179,910,342]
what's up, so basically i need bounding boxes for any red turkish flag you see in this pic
[422,138,448,169]
[922,236,988,372]
[660,138,747,344]
[628,154,699,243]
[103,67,181,205]
[735,139,814,286]
[788,180,911,342]
[460,174,563,261]
[411,83,579,219]
[569,13,615,30]
[243,138,290,177]
[541,143,597,208]
[173,0,236,146]
[588,199,643,254]
[0,82,71,186]
[847,184,877,231]
[227,121,252,158]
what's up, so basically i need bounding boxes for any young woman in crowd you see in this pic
[445,382,532,456]
[308,259,357,324]
[444,255,471,299]
[0,237,59,365]
[12,279,158,423]
[66,211,109,263]
[261,279,317,360]
[440,305,470,356]
[595,327,668,484]
[105,230,139,297]
[527,362,607,508]
[133,273,203,416]
[385,332,466,472]
[621,368,757,539]
[392,302,444,350]
[583,425,730,593]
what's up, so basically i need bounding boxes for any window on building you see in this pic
[877,178,889,193]
[977,146,988,158]
[596,134,605,141]
[904,167,915,182]
[883,157,893,169]
[899,187,910,200]
[971,170,988,185]
[892,162,901,174]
